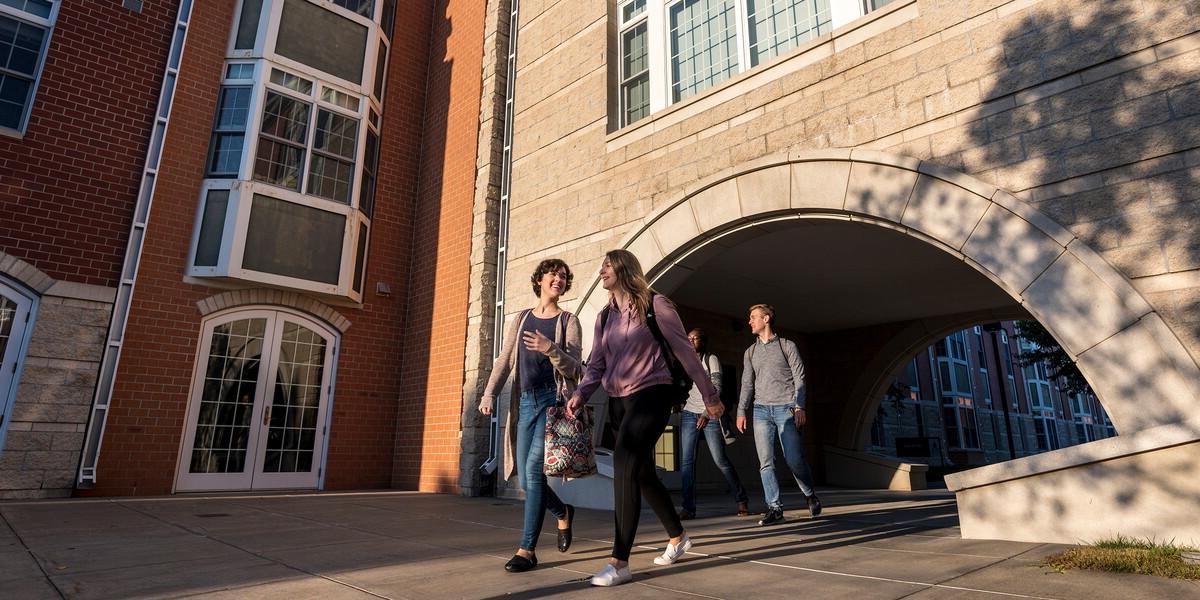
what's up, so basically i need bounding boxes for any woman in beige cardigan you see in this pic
[479,258,583,573]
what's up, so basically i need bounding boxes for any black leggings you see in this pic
[609,384,683,561]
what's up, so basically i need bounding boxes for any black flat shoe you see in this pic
[557,504,575,553]
[504,553,537,572]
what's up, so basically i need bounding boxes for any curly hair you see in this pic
[530,258,573,296]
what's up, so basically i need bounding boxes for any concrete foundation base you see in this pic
[947,420,1200,545]
[823,446,929,491]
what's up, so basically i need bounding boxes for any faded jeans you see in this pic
[752,403,816,510]
[515,384,568,551]
[679,409,747,514]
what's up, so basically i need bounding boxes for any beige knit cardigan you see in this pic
[479,309,583,480]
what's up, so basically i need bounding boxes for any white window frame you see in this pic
[189,0,391,301]
[174,307,339,492]
[619,0,881,126]
[0,277,37,453]
[0,0,59,136]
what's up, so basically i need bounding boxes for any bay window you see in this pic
[190,0,391,302]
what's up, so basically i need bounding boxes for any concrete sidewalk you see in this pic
[0,489,1193,599]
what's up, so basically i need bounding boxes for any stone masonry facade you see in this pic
[462,0,1200,491]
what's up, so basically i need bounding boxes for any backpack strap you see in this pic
[644,293,670,358]
[777,337,791,371]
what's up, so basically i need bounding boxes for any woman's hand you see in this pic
[736,416,747,433]
[522,330,552,354]
[696,415,708,429]
[478,398,493,416]
[705,402,724,420]
[566,394,586,417]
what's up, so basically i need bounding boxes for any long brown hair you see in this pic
[605,249,653,321]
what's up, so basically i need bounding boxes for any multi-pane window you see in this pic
[307,108,358,203]
[935,331,972,396]
[617,0,888,126]
[669,0,740,102]
[943,397,980,450]
[331,0,373,17]
[937,331,980,449]
[255,90,311,190]
[746,0,832,67]
[190,318,266,474]
[0,0,56,133]
[619,1,650,125]
[1019,340,1059,451]
[208,86,253,177]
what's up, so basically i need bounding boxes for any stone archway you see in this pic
[573,149,1200,544]
[576,149,1200,440]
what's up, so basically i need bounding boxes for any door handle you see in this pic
[263,405,271,426]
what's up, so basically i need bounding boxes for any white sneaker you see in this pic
[590,563,633,586]
[652,534,693,566]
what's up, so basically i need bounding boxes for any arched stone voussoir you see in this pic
[647,200,702,259]
[901,174,991,251]
[1021,242,1152,359]
[0,251,55,294]
[574,151,1197,440]
[844,160,918,222]
[736,164,792,216]
[791,160,851,210]
[963,203,1066,296]
[1075,313,1200,434]
[197,288,352,333]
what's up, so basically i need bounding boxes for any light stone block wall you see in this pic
[0,286,114,499]
[466,0,1200,510]
[482,0,1200,366]
[460,0,513,496]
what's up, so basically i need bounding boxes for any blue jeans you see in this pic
[680,410,747,514]
[515,385,567,551]
[752,403,815,509]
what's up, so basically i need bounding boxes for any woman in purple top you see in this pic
[567,249,725,587]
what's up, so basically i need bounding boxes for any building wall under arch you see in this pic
[463,0,1200,499]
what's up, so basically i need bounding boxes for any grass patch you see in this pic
[1043,535,1200,580]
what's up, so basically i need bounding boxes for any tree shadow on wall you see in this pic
[960,3,1200,294]
[947,0,1200,532]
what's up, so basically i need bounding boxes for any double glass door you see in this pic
[0,281,34,452]
[176,310,335,491]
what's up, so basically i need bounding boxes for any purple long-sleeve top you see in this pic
[571,294,721,408]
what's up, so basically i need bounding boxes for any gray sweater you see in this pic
[738,335,806,417]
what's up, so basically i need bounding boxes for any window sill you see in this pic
[605,0,918,152]
[0,127,25,140]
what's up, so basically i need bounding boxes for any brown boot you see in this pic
[736,501,750,516]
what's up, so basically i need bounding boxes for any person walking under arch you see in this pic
[736,303,822,526]
[679,328,749,520]
[479,259,582,573]
[567,249,725,587]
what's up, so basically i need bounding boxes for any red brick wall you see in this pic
[91,0,436,496]
[0,2,174,287]
[392,0,486,493]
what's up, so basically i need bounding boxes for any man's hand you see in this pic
[522,330,552,353]
[736,415,747,433]
[793,407,807,429]
[696,415,708,430]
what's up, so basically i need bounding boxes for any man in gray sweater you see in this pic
[736,303,821,526]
